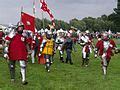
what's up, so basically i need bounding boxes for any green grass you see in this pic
[0,44,120,90]
[116,38,120,48]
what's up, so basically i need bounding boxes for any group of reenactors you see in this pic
[1,21,120,85]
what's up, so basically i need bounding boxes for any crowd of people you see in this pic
[1,21,120,85]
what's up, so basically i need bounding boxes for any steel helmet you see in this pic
[85,30,90,34]
[17,21,24,28]
[102,33,109,41]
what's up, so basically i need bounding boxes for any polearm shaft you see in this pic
[42,11,45,30]
[20,6,23,21]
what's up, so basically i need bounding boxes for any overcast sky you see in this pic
[0,0,117,24]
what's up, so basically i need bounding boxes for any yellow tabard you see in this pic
[42,39,54,55]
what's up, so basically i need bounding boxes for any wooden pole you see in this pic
[42,10,45,30]
[20,6,23,21]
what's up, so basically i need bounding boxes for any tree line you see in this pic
[36,14,118,32]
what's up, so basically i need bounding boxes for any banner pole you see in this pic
[42,11,45,30]
[20,6,23,21]
[33,0,36,33]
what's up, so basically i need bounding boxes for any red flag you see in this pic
[40,0,55,26]
[21,12,35,33]
[41,1,48,12]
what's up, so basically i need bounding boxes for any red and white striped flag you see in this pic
[40,0,55,26]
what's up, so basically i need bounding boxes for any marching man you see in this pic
[94,33,102,58]
[56,29,65,63]
[62,33,74,65]
[95,33,118,76]
[80,30,93,67]
[38,31,54,72]
[26,32,36,64]
[30,34,36,64]
[4,22,29,85]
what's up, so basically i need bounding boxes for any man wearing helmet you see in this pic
[95,33,118,76]
[80,30,93,67]
[38,29,54,72]
[4,21,28,85]
[55,29,65,63]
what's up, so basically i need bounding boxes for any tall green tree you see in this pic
[82,17,95,31]
[69,18,86,31]
[111,0,120,32]
[54,19,70,30]
[35,18,42,30]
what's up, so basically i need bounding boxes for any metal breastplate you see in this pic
[103,41,110,52]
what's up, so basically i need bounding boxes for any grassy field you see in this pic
[0,44,120,90]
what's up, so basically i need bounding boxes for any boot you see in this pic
[85,59,89,67]
[46,62,50,72]
[70,59,73,65]
[65,58,68,63]
[60,57,64,63]
[70,62,73,65]
[22,81,28,85]
[11,79,15,83]
[81,59,85,66]
[102,66,107,75]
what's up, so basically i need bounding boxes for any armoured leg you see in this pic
[46,59,50,72]
[45,55,50,72]
[31,50,35,63]
[85,59,89,67]
[50,55,54,64]
[82,52,86,66]
[102,54,107,75]
[8,60,16,80]
[19,60,27,83]
[102,65,107,75]
[59,50,64,62]
[85,53,90,67]
[82,58,85,66]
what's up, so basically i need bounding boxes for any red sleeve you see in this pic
[26,37,32,44]
[37,35,43,44]
[110,39,116,48]
[5,36,12,41]
[96,40,101,49]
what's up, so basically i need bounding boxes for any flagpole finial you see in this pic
[20,6,24,22]
[21,6,23,13]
